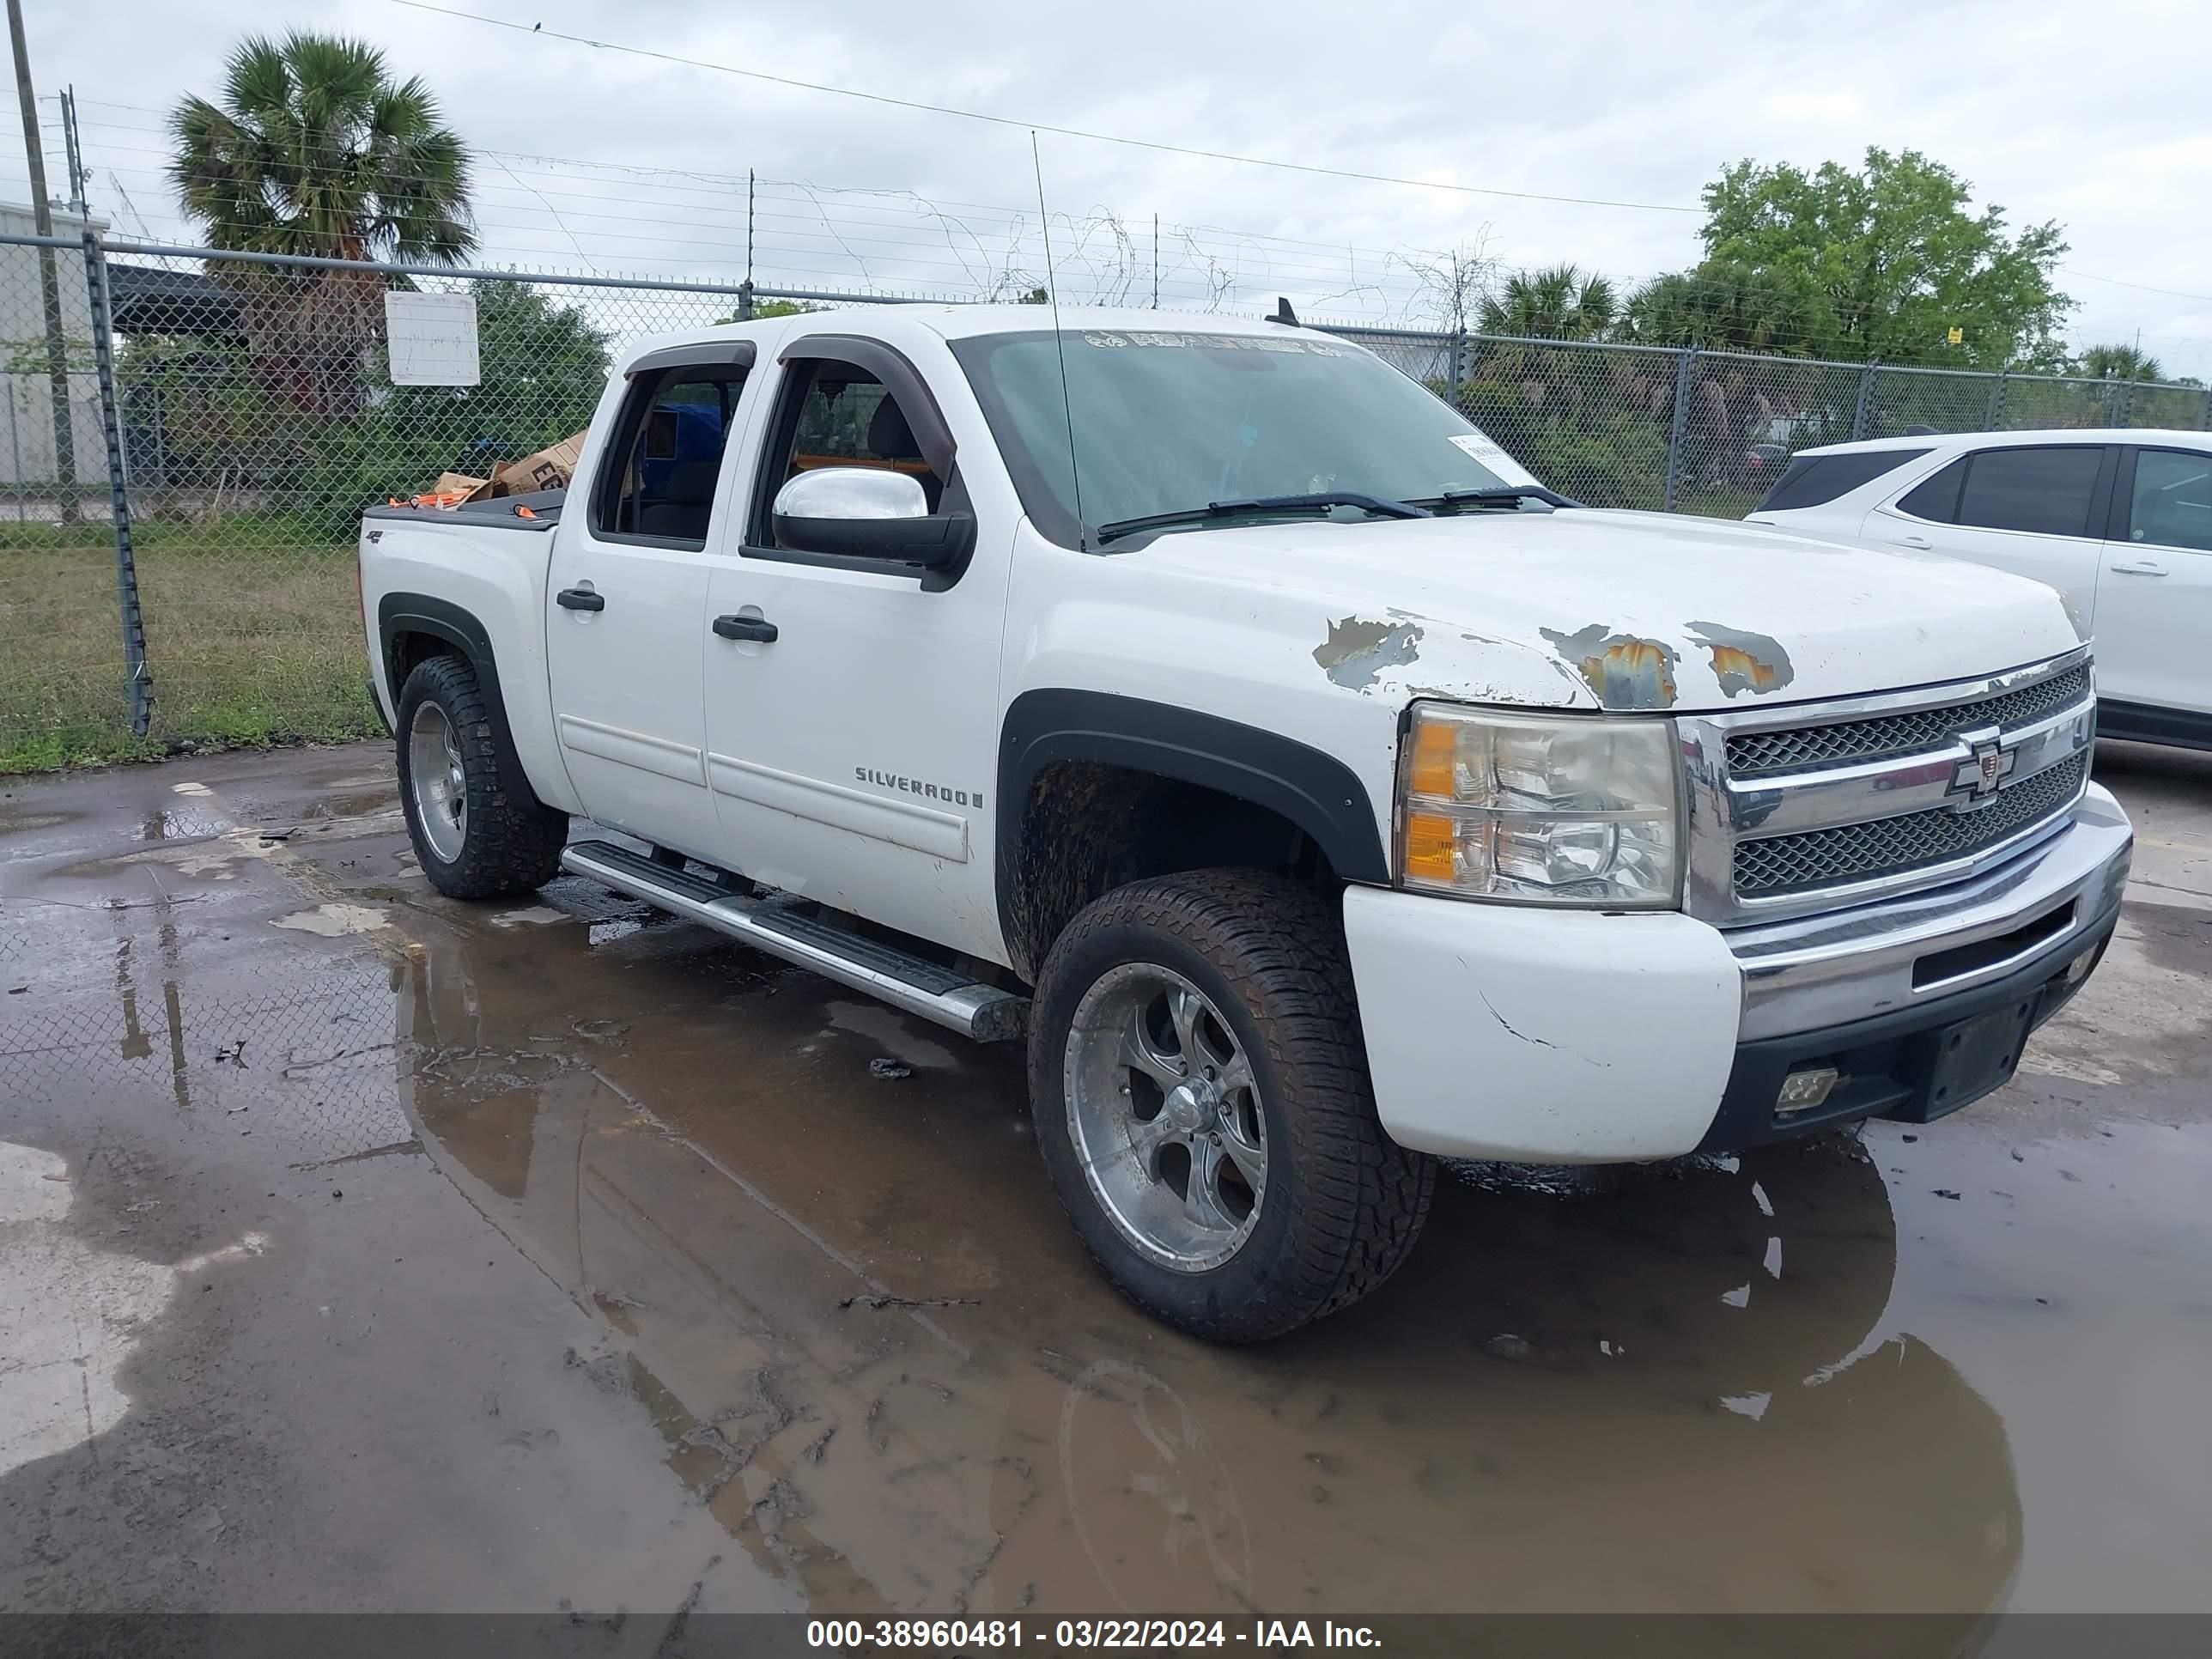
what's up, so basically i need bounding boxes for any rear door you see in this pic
[544,343,753,857]
[1863,441,2114,635]
[2094,444,2212,720]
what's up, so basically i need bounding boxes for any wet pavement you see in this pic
[1,739,2207,1616]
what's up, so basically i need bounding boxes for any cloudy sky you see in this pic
[11,0,2211,373]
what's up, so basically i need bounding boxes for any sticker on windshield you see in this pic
[1080,330,1343,355]
[1448,431,1539,486]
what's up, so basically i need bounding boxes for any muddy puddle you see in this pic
[386,907,2029,1613]
[4,743,2208,1615]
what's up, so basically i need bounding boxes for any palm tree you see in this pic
[1462,267,1628,499]
[170,32,473,263]
[1620,261,1820,355]
[169,33,474,413]
[2071,343,2163,384]
[1477,265,1618,341]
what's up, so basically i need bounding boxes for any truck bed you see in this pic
[363,486,568,530]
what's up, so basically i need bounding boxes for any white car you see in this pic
[1747,428,2212,748]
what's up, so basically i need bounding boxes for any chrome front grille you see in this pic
[1680,651,2098,925]
[1733,752,2090,898]
[1727,663,2092,778]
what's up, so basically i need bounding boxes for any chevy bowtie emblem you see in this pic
[1948,738,2015,805]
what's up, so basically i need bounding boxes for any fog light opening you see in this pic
[1776,1066,1842,1115]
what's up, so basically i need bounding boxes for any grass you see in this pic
[0,516,381,774]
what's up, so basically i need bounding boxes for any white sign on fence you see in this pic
[384,292,481,386]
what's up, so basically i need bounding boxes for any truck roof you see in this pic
[613,305,1316,376]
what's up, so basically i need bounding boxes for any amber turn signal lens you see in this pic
[1403,811,1457,882]
[1407,718,1458,799]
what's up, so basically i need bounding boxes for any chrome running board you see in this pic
[559,839,1028,1042]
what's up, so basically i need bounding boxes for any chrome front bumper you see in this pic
[1724,783,2133,1042]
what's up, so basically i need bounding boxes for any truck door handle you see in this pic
[1894,534,1934,550]
[556,586,605,611]
[2109,560,2167,577]
[713,614,779,643]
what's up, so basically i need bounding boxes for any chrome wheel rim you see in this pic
[407,701,468,865]
[1064,963,1267,1273]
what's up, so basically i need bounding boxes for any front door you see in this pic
[701,345,1010,963]
[544,353,750,858]
[2096,446,2212,718]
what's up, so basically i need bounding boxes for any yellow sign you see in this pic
[1948,326,1965,345]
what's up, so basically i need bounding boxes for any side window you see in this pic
[1754,447,1931,514]
[1954,447,2102,538]
[755,362,944,547]
[2124,449,2212,553]
[592,367,743,547]
[1896,458,1966,522]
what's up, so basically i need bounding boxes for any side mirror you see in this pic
[771,466,972,569]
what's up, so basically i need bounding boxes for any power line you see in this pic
[59,106,1483,267]
[376,0,1700,216]
[2063,267,2212,306]
[44,101,2212,362]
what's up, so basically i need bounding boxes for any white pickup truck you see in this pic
[360,305,2132,1340]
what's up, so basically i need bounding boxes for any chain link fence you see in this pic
[1,232,121,757]
[4,229,2209,772]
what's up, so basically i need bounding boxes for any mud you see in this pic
[2,739,2208,1615]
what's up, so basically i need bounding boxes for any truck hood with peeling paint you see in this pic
[1121,507,2084,711]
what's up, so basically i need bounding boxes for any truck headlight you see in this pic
[1396,703,1682,908]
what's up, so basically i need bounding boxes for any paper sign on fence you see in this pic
[385,292,481,386]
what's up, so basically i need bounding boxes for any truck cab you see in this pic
[362,307,2132,1340]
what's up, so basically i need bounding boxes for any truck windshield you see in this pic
[948,328,1532,548]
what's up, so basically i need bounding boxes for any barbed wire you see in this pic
[3,92,2208,372]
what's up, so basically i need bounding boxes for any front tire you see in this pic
[1028,869,1434,1342]
[395,654,567,900]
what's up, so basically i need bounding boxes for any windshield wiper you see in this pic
[1096,491,1431,544]
[1411,485,1581,512]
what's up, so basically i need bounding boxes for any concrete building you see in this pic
[0,202,109,501]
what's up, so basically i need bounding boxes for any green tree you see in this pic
[1477,264,1617,339]
[296,279,610,532]
[1455,264,1659,510]
[388,280,610,459]
[1697,147,2071,368]
[1620,260,1820,354]
[2069,343,2163,383]
[711,299,823,325]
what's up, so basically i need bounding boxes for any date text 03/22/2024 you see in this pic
[805,1620,1382,1650]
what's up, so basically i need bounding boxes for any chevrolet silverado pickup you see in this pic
[360,306,2133,1341]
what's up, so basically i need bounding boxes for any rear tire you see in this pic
[1028,869,1434,1342]
[395,654,568,900]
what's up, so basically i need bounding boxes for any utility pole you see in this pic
[6,0,78,521]
[738,169,755,319]
[60,84,85,213]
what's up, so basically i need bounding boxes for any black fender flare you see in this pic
[376,593,549,809]
[995,688,1389,969]
[377,593,507,732]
